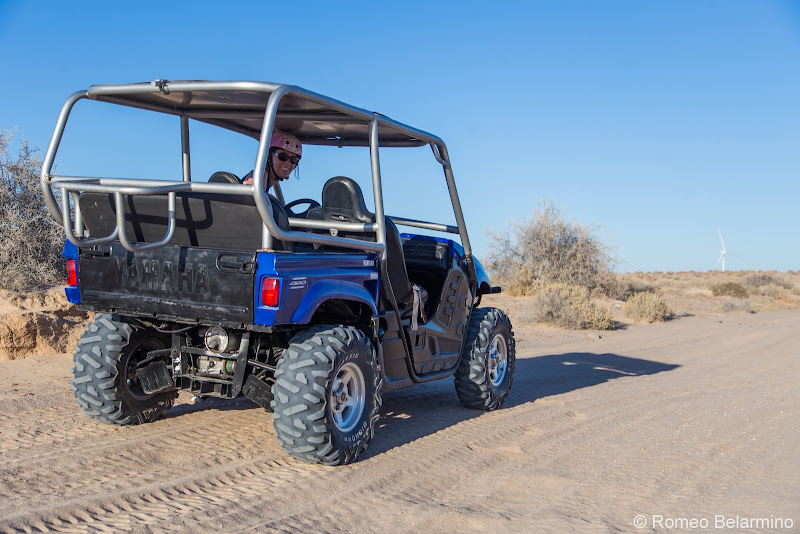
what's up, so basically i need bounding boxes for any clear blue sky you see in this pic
[2,1,798,272]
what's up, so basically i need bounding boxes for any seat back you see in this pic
[307,175,373,241]
[79,174,292,251]
[208,171,242,184]
[308,176,415,311]
[384,218,416,313]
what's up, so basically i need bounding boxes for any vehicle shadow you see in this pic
[364,352,680,458]
[165,395,259,418]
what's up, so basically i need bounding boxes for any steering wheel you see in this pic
[284,198,321,218]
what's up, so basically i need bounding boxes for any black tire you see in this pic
[271,325,382,465]
[454,308,515,410]
[71,314,175,425]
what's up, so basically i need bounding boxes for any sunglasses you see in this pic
[273,151,301,165]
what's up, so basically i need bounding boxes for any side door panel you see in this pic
[410,267,471,376]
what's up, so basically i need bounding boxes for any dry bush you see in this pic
[714,299,753,313]
[710,282,749,299]
[486,201,615,296]
[598,273,656,301]
[531,283,614,330]
[593,273,627,301]
[0,130,65,291]
[745,273,793,290]
[752,283,793,301]
[623,292,673,323]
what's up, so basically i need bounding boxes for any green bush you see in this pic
[623,292,673,323]
[710,282,749,299]
[531,283,614,330]
[486,200,615,296]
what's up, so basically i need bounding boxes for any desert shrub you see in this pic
[755,283,792,301]
[594,273,627,300]
[710,282,749,299]
[531,283,614,330]
[597,273,656,301]
[745,273,793,290]
[623,291,673,322]
[714,299,753,313]
[486,200,615,296]
[0,130,65,291]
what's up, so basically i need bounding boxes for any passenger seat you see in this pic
[308,176,427,323]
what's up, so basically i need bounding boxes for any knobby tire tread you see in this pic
[271,325,382,466]
[454,307,516,410]
[71,314,174,425]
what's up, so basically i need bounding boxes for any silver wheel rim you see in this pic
[330,362,366,433]
[488,333,508,388]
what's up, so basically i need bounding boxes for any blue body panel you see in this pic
[474,257,491,289]
[254,251,380,327]
[62,241,81,304]
[253,253,279,325]
[290,280,377,324]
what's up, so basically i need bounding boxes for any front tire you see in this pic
[455,308,515,410]
[72,314,175,425]
[271,325,382,465]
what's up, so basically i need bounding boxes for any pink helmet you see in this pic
[270,131,302,156]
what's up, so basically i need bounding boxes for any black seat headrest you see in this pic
[209,171,241,184]
[318,176,373,223]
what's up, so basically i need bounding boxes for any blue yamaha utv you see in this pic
[41,80,515,465]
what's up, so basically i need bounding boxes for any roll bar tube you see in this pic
[41,90,88,226]
[369,118,388,260]
[180,116,191,182]
[59,187,118,248]
[115,191,177,251]
[252,85,390,254]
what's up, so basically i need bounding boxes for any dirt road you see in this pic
[1,303,798,533]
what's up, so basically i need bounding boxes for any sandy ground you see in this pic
[0,293,798,533]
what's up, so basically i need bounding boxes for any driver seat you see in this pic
[308,177,427,323]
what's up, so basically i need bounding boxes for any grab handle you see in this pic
[60,187,119,247]
[114,192,177,252]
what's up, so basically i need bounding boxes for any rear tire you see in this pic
[71,314,175,425]
[455,308,515,410]
[271,325,382,465]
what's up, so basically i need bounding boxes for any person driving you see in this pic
[243,131,302,191]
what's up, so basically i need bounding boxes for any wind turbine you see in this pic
[713,228,739,272]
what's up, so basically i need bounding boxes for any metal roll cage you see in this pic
[40,80,473,268]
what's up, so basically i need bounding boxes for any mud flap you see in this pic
[135,361,175,394]
[243,374,274,409]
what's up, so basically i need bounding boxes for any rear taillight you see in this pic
[261,277,280,307]
[66,259,78,286]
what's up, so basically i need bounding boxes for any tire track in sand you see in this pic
[0,311,797,532]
